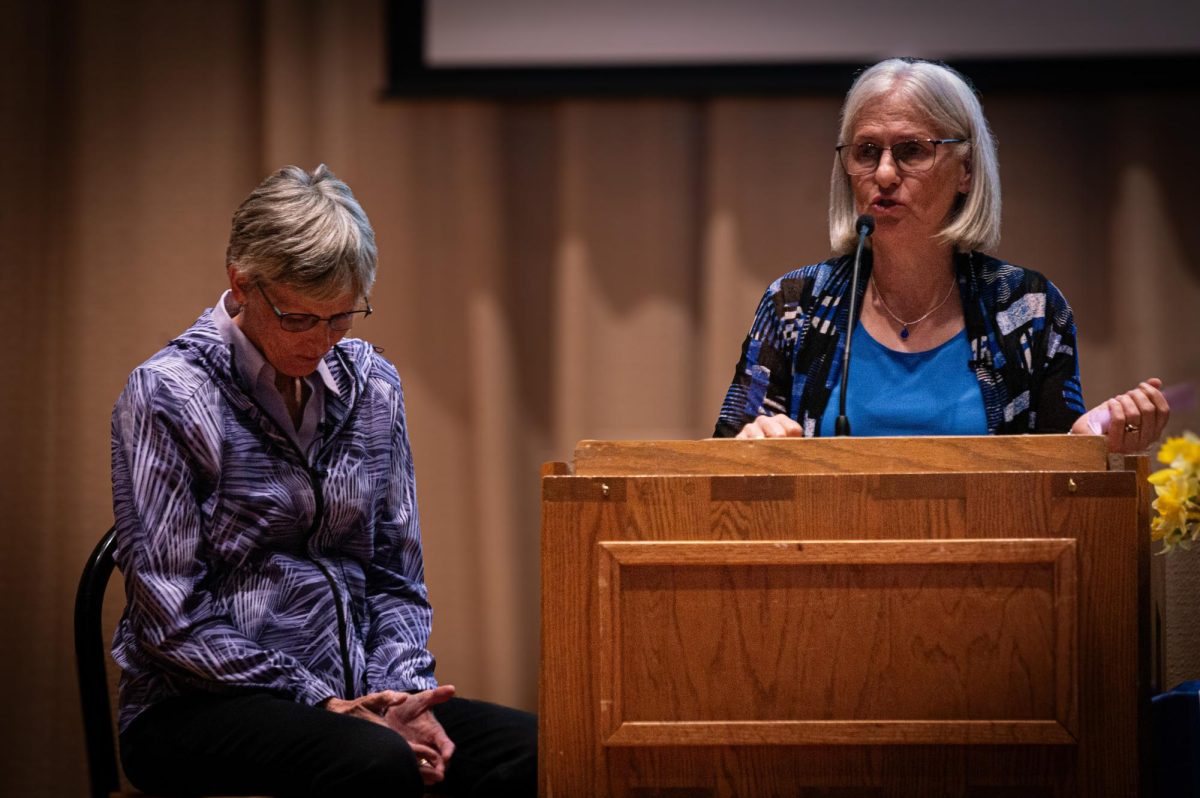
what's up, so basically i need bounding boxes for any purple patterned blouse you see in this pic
[110,309,436,731]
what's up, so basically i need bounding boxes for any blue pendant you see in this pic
[900,326,910,340]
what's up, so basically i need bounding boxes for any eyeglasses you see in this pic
[835,138,968,176]
[256,284,373,333]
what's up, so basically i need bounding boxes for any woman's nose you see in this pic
[874,150,900,187]
[302,321,337,350]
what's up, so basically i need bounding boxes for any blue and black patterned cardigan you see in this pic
[714,251,1086,438]
[110,311,437,732]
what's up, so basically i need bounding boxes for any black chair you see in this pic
[74,528,411,798]
[74,525,121,798]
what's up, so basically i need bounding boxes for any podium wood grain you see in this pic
[540,437,1143,796]
[572,434,1107,476]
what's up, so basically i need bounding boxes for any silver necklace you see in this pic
[870,273,956,340]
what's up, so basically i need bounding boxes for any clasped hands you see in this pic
[736,377,1170,454]
[322,684,456,785]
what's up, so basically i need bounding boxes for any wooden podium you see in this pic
[539,436,1151,797]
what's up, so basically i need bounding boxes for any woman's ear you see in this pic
[957,156,973,195]
[227,264,248,304]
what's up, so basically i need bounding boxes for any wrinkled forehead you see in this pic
[848,89,941,139]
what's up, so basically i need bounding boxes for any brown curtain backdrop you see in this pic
[2,1,1198,794]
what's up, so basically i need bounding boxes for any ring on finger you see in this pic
[418,757,432,768]
[1124,423,1140,433]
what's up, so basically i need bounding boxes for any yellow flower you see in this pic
[1152,472,1192,536]
[1151,432,1200,553]
[1158,433,1200,469]
[1148,467,1181,486]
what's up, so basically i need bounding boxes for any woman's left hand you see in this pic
[1070,377,1170,453]
[382,684,457,785]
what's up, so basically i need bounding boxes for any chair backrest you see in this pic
[72,529,276,798]
[74,526,120,798]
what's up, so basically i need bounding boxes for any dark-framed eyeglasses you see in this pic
[835,138,968,176]
[256,283,373,333]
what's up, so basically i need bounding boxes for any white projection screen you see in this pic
[388,0,1200,95]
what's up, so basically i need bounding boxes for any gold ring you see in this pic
[1124,423,1139,433]
[418,757,432,768]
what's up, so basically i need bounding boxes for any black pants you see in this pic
[120,692,537,797]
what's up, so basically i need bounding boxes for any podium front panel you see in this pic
[540,440,1143,797]
[598,539,1076,745]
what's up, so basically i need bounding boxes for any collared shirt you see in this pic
[211,290,340,460]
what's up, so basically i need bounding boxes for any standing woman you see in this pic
[111,165,536,797]
[715,58,1168,451]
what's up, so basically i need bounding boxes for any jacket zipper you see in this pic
[304,464,356,698]
[221,343,360,699]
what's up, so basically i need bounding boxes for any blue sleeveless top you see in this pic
[819,322,987,437]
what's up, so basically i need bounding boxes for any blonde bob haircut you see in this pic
[829,58,1001,256]
[226,164,377,301]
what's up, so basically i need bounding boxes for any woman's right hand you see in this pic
[735,414,803,439]
[321,690,409,728]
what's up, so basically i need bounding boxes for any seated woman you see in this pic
[111,165,536,797]
[715,57,1168,451]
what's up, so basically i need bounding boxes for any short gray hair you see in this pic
[226,164,377,299]
[829,58,1001,255]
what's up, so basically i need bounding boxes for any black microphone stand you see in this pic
[834,215,875,436]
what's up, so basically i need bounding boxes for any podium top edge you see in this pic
[565,434,1115,477]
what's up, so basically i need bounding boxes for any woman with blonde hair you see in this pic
[716,58,1167,450]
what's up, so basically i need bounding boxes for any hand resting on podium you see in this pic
[736,376,1169,454]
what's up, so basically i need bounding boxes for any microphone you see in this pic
[834,214,875,436]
